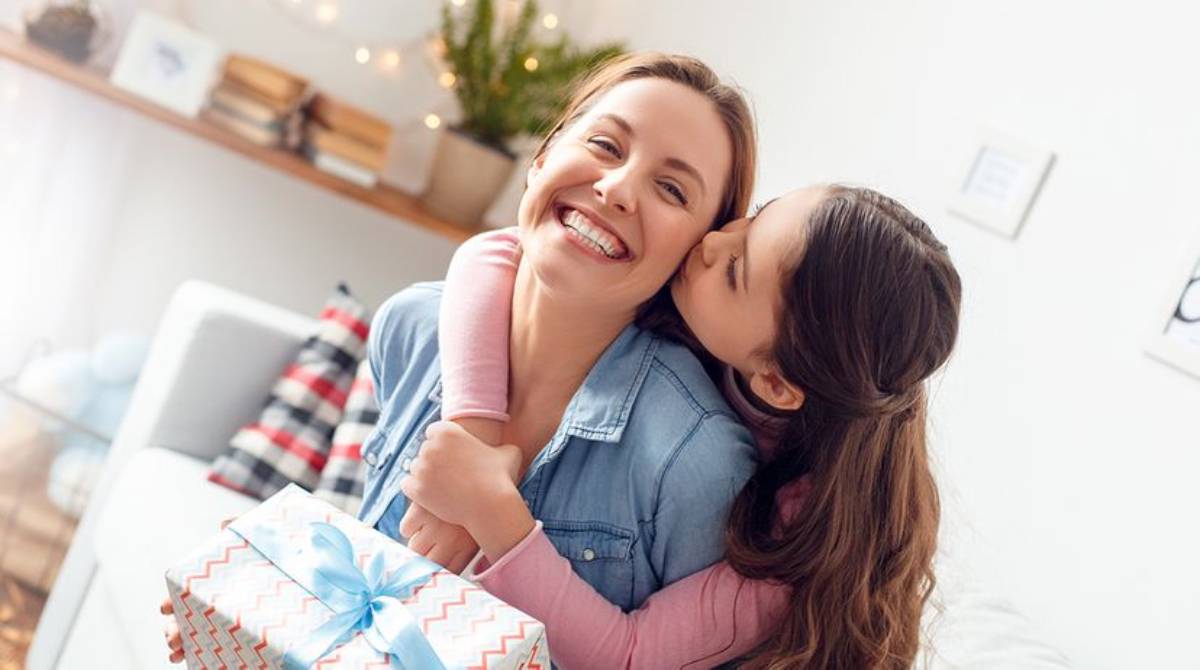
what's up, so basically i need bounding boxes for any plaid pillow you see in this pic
[208,284,370,499]
[313,358,377,513]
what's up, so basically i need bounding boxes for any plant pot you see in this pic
[23,1,110,64]
[422,127,517,229]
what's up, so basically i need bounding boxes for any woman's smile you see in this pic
[553,203,632,261]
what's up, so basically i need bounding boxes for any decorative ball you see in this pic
[15,349,96,421]
[91,332,150,385]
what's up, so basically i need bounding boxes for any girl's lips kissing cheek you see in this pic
[553,205,632,262]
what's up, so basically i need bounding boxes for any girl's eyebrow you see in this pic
[744,197,779,291]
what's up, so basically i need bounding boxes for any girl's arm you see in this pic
[398,227,522,572]
[401,422,790,670]
[438,226,522,442]
[477,527,789,669]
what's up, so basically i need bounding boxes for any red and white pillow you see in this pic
[209,284,370,500]
[313,358,377,513]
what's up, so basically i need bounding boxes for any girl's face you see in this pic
[517,78,733,317]
[671,187,823,377]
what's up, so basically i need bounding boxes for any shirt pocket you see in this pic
[541,520,636,611]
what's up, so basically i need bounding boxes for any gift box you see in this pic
[166,484,549,669]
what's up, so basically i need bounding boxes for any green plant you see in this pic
[440,0,624,155]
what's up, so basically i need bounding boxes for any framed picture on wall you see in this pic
[109,11,224,118]
[1145,252,1200,380]
[948,128,1055,239]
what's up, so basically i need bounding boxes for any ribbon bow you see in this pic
[236,521,446,669]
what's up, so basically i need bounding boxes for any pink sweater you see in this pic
[438,228,807,669]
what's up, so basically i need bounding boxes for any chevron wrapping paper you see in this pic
[165,485,549,669]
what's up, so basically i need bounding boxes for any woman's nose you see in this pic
[593,168,636,215]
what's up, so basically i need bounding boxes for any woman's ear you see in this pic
[747,368,805,411]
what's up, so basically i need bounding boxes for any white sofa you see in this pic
[28,280,1073,669]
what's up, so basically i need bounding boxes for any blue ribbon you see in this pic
[230,520,446,670]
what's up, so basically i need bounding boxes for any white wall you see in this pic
[590,1,1198,667]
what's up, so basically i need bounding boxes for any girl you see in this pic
[402,184,962,668]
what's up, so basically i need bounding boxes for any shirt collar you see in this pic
[557,324,659,444]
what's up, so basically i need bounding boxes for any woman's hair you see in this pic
[725,186,962,669]
[534,52,759,342]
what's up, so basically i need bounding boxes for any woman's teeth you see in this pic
[560,209,629,260]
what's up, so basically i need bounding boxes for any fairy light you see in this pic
[451,0,465,6]
[315,2,338,24]
[381,50,402,70]
[438,71,457,88]
[355,47,371,64]
[523,56,539,72]
[424,114,442,129]
[542,13,558,29]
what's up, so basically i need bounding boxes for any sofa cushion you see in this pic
[95,447,258,670]
[208,283,370,499]
[313,358,376,514]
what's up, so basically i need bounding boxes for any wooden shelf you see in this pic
[0,29,474,243]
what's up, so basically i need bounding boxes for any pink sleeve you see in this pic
[475,526,789,669]
[438,227,522,422]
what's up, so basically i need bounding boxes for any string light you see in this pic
[438,71,457,88]
[381,50,402,69]
[542,13,558,29]
[523,57,539,72]
[355,47,371,64]
[424,114,442,129]
[315,2,338,24]
[451,0,466,5]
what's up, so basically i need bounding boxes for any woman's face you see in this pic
[518,78,733,316]
[671,187,822,376]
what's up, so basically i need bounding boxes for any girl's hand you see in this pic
[397,504,479,574]
[400,421,534,561]
[400,421,521,528]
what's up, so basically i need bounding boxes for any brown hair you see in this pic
[725,186,962,668]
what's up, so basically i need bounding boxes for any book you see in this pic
[210,81,299,125]
[307,94,393,149]
[202,106,283,147]
[223,54,308,105]
[304,122,389,172]
[307,147,379,188]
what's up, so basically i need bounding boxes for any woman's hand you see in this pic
[400,421,534,561]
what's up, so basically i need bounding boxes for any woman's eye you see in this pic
[589,137,621,158]
[726,254,739,290]
[659,181,688,206]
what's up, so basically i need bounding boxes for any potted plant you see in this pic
[23,1,109,64]
[423,0,623,228]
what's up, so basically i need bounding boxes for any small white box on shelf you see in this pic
[1145,248,1200,380]
[109,11,223,118]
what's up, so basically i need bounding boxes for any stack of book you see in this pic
[302,94,394,189]
[202,55,309,148]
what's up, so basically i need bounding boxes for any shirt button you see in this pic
[401,457,413,472]
[581,548,596,562]
[362,451,378,466]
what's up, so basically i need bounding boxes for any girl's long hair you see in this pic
[726,186,962,669]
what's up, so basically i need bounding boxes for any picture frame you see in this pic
[109,12,224,118]
[1145,251,1200,381]
[948,128,1055,239]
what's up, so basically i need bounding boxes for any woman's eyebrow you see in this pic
[596,113,707,196]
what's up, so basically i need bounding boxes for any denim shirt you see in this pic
[358,283,757,612]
